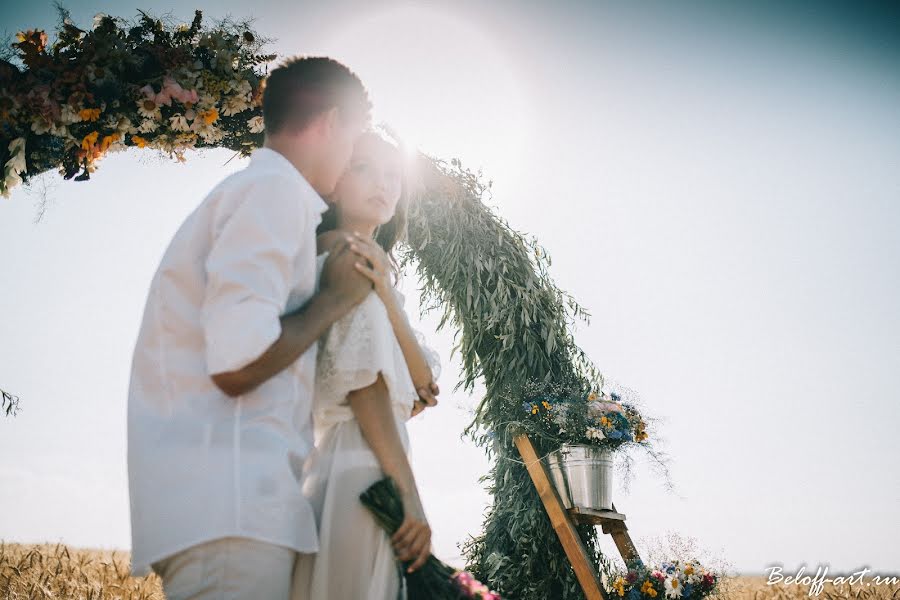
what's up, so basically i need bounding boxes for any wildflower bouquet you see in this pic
[513,377,650,452]
[360,477,501,600]
[607,560,720,600]
[0,8,273,197]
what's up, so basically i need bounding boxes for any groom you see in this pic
[127,57,373,599]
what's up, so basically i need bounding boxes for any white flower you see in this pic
[247,115,264,133]
[197,93,218,110]
[60,104,82,125]
[2,138,26,198]
[8,138,26,172]
[137,99,161,120]
[31,118,52,135]
[192,122,224,143]
[138,119,160,133]
[221,94,250,116]
[585,426,605,441]
[664,577,683,599]
[169,114,191,132]
[92,13,108,29]
[48,122,69,138]
[231,79,252,100]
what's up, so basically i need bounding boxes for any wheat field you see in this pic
[1,543,897,599]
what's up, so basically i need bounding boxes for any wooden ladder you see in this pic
[514,434,643,600]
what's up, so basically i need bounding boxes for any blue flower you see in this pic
[608,430,623,440]
[521,401,532,413]
[683,583,694,597]
[627,587,640,600]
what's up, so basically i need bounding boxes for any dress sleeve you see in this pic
[317,291,401,403]
[201,176,305,375]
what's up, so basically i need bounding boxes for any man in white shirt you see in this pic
[127,56,373,600]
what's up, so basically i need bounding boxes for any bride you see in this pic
[291,129,441,600]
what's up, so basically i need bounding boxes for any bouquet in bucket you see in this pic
[607,559,720,600]
[360,477,501,600]
[516,378,650,451]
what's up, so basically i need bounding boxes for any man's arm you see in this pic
[210,241,371,397]
[200,176,370,397]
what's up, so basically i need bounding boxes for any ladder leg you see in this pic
[514,435,608,600]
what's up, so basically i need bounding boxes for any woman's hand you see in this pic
[410,381,439,417]
[392,490,432,573]
[349,234,393,301]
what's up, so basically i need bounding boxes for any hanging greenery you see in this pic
[1,10,680,599]
[403,155,634,598]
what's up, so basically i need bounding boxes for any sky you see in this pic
[1,0,899,577]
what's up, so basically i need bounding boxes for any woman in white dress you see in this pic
[291,130,442,600]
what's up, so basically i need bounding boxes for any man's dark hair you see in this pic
[261,56,371,135]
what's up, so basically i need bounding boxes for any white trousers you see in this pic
[151,536,304,600]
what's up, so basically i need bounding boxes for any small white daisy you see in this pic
[247,115,264,133]
[136,99,161,120]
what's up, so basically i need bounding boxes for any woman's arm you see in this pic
[350,235,440,410]
[379,291,436,390]
[348,373,432,572]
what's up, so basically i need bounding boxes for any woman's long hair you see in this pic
[316,128,409,284]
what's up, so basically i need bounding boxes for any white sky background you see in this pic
[1,0,898,575]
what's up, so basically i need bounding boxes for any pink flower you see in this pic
[161,76,198,104]
[139,82,174,106]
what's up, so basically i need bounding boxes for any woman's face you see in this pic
[329,132,403,228]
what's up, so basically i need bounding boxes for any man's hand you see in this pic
[320,240,373,308]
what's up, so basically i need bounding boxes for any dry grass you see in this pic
[1,543,163,599]
[1,543,897,599]
[726,574,900,600]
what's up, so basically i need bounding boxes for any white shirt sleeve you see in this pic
[201,176,306,375]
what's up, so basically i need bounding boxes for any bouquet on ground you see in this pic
[360,477,501,600]
[607,559,720,599]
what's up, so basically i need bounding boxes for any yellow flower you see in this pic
[531,405,538,415]
[613,577,625,597]
[79,108,101,122]
[542,401,551,411]
[588,392,597,401]
[81,131,99,150]
[641,580,657,597]
[199,108,219,125]
[600,416,610,427]
[131,135,148,148]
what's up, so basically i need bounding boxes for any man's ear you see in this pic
[315,106,341,139]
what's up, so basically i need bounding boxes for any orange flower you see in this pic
[81,131,99,150]
[199,108,219,125]
[100,132,121,152]
[131,135,148,148]
[79,108,101,122]
[15,30,48,52]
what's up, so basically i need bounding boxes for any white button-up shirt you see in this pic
[127,147,328,577]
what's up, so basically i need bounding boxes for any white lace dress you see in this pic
[291,251,440,600]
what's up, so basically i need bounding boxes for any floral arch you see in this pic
[0,10,683,599]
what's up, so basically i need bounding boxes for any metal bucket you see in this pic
[545,444,613,510]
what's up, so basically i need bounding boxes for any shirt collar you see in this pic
[249,147,329,215]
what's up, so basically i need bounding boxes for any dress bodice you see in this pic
[312,252,435,437]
